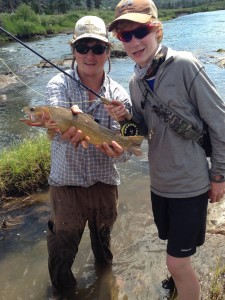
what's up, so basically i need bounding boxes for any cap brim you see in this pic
[72,33,109,43]
[108,13,152,32]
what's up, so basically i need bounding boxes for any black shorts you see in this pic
[151,191,209,258]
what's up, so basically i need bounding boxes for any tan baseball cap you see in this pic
[108,0,158,32]
[71,16,109,44]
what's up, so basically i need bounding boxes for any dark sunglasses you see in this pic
[117,24,155,43]
[74,44,108,55]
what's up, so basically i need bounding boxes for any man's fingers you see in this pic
[61,127,77,140]
[96,141,124,157]
[81,136,90,149]
[71,105,83,114]
[69,130,83,144]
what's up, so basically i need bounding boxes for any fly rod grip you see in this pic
[100,96,133,120]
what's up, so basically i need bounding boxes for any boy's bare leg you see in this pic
[166,255,200,300]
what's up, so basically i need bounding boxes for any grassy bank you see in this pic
[0,135,50,199]
[0,6,115,41]
[159,0,225,20]
[0,1,225,41]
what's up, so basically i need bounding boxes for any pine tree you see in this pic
[86,0,93,10]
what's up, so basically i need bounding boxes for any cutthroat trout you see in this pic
[20,106,144,156]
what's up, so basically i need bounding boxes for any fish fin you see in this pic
[127,135,144,146]
[46,121,58,129]
[20,119,44,127]
[47,129,56,140]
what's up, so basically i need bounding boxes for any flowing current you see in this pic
[0,10,225,300]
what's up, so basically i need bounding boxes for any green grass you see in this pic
[201,259,225,300]
[0,135,50,198]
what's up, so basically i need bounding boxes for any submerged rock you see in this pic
[0,74,17,89]
[36,58,72,68]
[217,58,225,68]
[0,94,7,101]
[35,48,127,68]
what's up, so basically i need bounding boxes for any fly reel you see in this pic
[120,120,140,136]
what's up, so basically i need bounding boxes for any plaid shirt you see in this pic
[45,68,131,187]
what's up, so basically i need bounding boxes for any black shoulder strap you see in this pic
[139,79,202,143]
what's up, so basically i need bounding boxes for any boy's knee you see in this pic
[166,255,190,276]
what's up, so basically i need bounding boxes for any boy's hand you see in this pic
[105,100,131,122]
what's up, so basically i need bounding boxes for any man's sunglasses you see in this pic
[74,44,108,55]
[117,24,155,43]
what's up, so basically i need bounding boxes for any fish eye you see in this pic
[30,107,35,112]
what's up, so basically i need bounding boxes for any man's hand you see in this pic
[96,141,124,157]
[71,104,83,114]
[60,105,90,148]
[104,100,131,122]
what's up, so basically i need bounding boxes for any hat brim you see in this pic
[72,33,109,44]
[108,13,152,32]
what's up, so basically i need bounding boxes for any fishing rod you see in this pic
[0,27,141,136]
[0,26,112,104]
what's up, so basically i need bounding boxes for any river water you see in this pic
[0,10,225,300]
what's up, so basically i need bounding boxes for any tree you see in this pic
[94,0,102,9]
[30,0,48,14]
[86,0,93,10]
[0,0,21,13]
[0,0,222,14]
[74,0,82,7]
[51,0,73,13]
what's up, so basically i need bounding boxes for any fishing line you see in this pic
[0,57,104,107]
[0,57,46,98]
[0,26,112,105]
[0,55,121,124]
[0,27,138,134]
[1,57,124,138]
[0,57,96,104]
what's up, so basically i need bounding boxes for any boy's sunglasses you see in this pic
[117,24,155,43]
[74,44,108,55]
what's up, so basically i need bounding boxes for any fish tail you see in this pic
[127,135,145,156]
[127,135,144,146]
[129,146,143,156]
